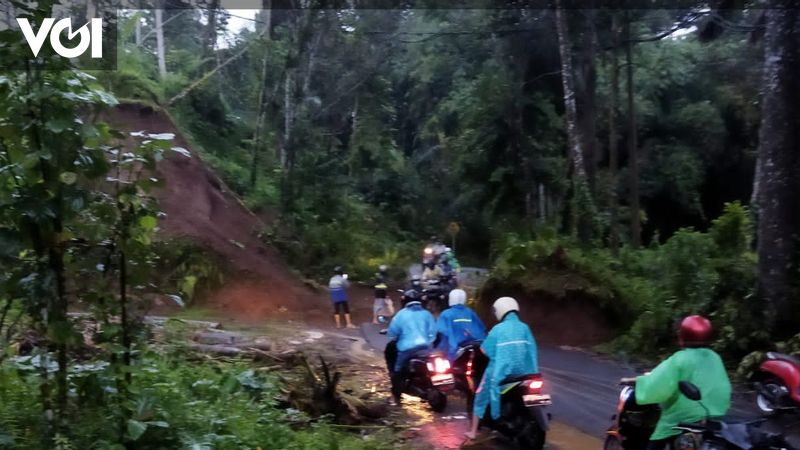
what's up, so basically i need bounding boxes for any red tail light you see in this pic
[427,357,451,374]
[466,360,473,377]
[527,379,544,393]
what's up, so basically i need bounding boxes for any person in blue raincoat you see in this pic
[436,289,486,362]
[465,296,539,440]
[385,290,437,404]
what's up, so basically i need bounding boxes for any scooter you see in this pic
[673,380,790,450]
[399,348,454,412]
[605,378,790,450]
[478,373,550,450]
[451,340,487,416]
[604,380,661,450]
[751,352,800,415]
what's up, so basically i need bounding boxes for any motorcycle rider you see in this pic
[466,297,539,440]
[623,315,731,450]
[436,289,486,362]
[328,266,356,329]
[422,261,444,288]
[372,265,393,324]
[385,289,437,404]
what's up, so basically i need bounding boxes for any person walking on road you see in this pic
[328,266,356,329]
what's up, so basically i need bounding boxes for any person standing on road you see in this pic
[623,315,731,450]
[466,296,539,440]
[385,290,437,404]
[328,266,356,329]
[436,289,486,362]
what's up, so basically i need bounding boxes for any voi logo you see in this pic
[16,18,103,59]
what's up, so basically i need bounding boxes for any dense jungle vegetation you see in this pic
[1,0,799,448]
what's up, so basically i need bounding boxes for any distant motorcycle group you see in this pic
[378,240,550,449]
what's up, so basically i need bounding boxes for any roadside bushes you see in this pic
[488,202,759,362]
[0,353,392,450]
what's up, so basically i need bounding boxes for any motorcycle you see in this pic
[605,379,790,450]
[451,340,487,416]
[478,373,550,450]
[604,380,661,450]
[751,352,800,415]
[385,342,454,412]
[422,280,449,315]
[672,380,790,450]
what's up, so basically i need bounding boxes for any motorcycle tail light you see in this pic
[427,357,451,374]
[527,379,544,393]
[466,360,472,377]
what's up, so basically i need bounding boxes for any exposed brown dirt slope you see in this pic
[477,272,617,347]
[103,103,331,323]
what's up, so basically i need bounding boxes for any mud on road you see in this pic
[174,316,603,449]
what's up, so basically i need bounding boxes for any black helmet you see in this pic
[334,266,343,275]
[402,289,421,307]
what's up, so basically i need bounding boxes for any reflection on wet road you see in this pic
[360,322,604,449]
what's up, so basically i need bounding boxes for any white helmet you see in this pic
[493,297,519,321]
[448,289,467,307]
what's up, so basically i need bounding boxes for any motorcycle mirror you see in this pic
[678,381,702,401]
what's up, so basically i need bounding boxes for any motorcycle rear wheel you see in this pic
[516,422,545,450]
[756,377,788,415]
[427,389,447,412]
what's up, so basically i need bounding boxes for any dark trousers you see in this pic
[646,439,672,450]
[384,341,401,401]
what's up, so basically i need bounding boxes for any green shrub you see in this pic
[487,204,760,362]
[0,353,393,450]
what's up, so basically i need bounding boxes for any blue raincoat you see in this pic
[473,312,539,420]
[436,305,486,361]
[387,303,436,372]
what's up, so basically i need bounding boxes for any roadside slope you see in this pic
[103,103,326,321]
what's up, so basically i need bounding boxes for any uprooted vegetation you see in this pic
[0,317,397,449]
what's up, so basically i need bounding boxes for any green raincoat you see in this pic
[636,347,731,440]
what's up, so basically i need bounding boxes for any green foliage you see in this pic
[153,240,226,305]
[489,204,759,360]
[0,354,392,450]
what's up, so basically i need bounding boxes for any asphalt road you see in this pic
[360,321,778,445]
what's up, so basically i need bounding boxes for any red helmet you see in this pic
[678,315,713,348]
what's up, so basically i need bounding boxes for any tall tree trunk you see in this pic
[608,13,621,254]
[624,14,641,247]
[203,0,219,57]
[134,0,142,46]
[155,0,167,78]
[575,8,598,186]
[250,51,270,189]
[756,3,800,336]
[85,0,96,23]
[256,0,272,36]
[555,1,594,243]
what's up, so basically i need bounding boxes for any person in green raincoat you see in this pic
[625,315,731,450]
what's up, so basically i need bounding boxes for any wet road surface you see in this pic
[359,322,800,449]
